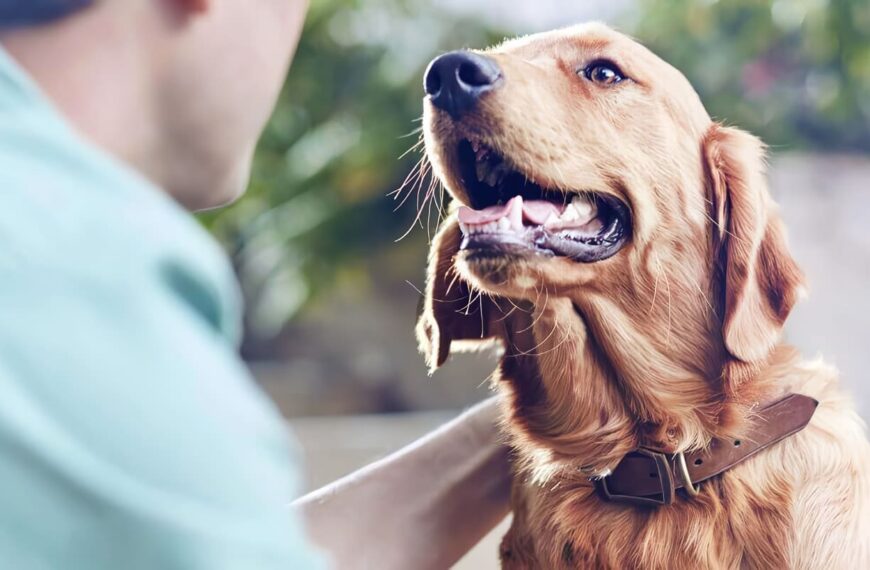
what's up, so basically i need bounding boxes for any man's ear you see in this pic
[416,219,500,373]
[703,124,805,365]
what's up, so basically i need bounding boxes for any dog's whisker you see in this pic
[404,279,424,296]
[524,284,550,334]
[398,122,424,140]
[655,252,674,348]
[390,154,425,201]
[388,157,426,212]
[516,305,564,357]
[688,273,717,314]
[444,266,463,298]
[478,293,486,337]
[394,159,437,242]
[460,288,483,317]
[648,254,662,316]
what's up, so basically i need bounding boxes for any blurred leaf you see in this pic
[626,0,870,150]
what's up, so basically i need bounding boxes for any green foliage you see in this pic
[628,0,870,150]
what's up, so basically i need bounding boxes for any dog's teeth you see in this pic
[570,195,596,220]
[475,147,489,162]
[508,196,524,230]
[459,221,469,234]
[561,203,580,222]
[471,139,480,153]
[497,217,510,232]
[543,212,560,228]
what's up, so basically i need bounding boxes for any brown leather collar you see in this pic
[595,393,818,507]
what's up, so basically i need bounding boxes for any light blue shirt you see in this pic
[0,46,324,569]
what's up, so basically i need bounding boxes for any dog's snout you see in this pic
[424,51,502,120]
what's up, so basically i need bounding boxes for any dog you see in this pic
[415,23,870,569]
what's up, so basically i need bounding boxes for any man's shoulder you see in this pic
[0,129,318,566]
[0,129,217,262]
[0,123,242,336]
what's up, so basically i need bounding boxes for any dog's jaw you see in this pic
[492,297,638,480]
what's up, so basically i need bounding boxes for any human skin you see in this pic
[1,0,306,210]
[295,397,511,569]
[0,0,512,564]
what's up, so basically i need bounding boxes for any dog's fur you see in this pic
[417,23,870,568]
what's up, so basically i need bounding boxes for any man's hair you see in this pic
[0,0,93,27]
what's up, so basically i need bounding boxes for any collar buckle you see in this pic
[595,447,676,506]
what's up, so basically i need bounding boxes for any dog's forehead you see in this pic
[488,23,710,130]
[491,23,647,61]
[490,23,690,86]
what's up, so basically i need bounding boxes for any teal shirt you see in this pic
[0,47,324,569]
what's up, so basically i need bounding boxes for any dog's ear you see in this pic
[416,219,500,373]
[703,124,804,366]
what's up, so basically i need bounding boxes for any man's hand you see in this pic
[293,397,512,569]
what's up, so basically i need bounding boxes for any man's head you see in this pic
[0,0,308,210]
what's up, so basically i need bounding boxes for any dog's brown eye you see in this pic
[583,62,624,86]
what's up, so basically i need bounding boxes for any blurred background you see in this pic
[200,0,868,566]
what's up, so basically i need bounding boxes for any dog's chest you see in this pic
[500,474,792,569]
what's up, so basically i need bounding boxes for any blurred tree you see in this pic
[628,0,869,151]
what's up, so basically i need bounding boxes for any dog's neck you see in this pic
[494,296,791,481]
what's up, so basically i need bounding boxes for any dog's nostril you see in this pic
[424,69,442,98]
[458,61,492,87]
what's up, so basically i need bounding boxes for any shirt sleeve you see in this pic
[0,247,328,569]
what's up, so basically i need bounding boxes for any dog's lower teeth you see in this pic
[462,216,513,236]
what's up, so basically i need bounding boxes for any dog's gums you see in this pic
[455,138,630,262]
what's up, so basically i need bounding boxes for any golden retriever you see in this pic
[415,23,870,569]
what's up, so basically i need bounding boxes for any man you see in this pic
[0,1,511,568]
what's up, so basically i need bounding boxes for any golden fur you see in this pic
[417,23,870,569]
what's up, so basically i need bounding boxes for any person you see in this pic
[0,1,511,568]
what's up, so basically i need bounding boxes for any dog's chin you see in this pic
[457,249,549,299]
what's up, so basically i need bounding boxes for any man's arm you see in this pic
[294,397,512,569]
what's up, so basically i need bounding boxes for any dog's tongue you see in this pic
[457,197,517,224]
[457,195,565,228]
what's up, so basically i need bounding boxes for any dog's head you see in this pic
[417,24,804,458]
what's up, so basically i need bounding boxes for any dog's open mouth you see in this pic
[453,139,630,262]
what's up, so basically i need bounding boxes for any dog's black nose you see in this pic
[424,51,502,120]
